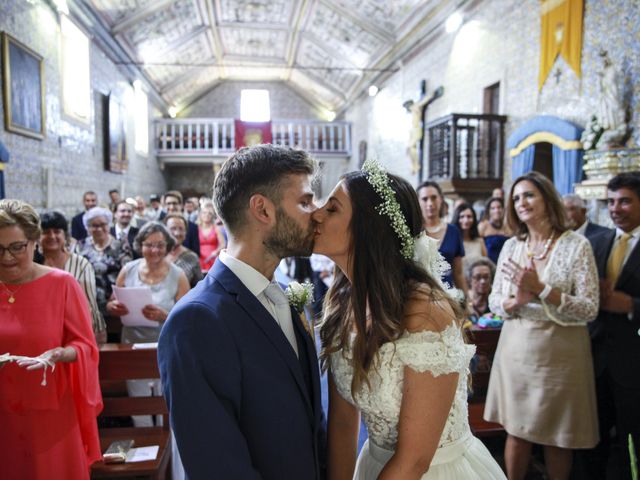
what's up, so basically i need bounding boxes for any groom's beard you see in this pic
[264,207,315,258]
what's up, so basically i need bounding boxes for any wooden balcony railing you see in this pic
[154,118,351,157]
[424,113,507,180]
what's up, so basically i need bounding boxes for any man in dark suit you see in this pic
[563,193,610,240]
[159,190,200,256]
[585,172,640,480]
[159,145,325,479]
[110,200,139,256]
[71,190,97,241]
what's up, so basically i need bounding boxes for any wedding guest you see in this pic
[40,211,106,343]
[583,172,640,480]
[0,199,102,479]
[164,213,203,288]
[110,200,139,250]
[132,195,149,227]
[479,197,511,264]
[71,190,97,241]
[453,202,487,267]
[74,206,132,340]
[108,188,121,212]
[417,180,468,292]
[160,190,200,256]
[466,257,496,319]
[314,163,505,479]
[107,222,188,426]
[197,203,225,273]
[562,193,610,240]
[484,171,599,480]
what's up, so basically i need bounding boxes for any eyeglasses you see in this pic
[0,241,30,257]
[88,222,109,230]
[142,242,167,250]
[471,274,491,281]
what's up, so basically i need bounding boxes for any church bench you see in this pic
[467,327,505,437]
[91,344,171,480]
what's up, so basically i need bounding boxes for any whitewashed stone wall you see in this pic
[0,0,166,216]
[346,0,640,188]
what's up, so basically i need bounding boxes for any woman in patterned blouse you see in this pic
[40,211,107,343]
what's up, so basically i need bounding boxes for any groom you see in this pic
[158,144,325,479]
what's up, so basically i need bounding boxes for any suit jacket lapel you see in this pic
[290,307,322,425]
[210,262,314,420]
[595,230,616,277]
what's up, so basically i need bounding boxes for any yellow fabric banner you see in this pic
[538,0,584,90]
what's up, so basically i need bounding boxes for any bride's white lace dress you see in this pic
[330,324,506,479]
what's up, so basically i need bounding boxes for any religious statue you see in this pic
[595,50,628,149]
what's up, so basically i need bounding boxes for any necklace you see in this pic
[425,220,444,234]
[0,281,24,304]
[526,232,555,260]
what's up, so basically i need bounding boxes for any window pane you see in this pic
[61,15,90,122]
[240,89,270,122]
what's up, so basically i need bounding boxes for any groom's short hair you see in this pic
[213,144,316,233]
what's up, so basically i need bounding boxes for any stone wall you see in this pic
[0,0,166,216]
[181,80,323,120]
[346,0,640,187]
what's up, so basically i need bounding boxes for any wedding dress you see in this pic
[330,324,506,479]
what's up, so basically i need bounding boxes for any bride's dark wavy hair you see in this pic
[319,171,463,394]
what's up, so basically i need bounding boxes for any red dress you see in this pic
[199,226,220,272]
[0,270,103,479]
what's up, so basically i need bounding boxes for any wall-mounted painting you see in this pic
[1,32,45,140]
[103,92,128,173]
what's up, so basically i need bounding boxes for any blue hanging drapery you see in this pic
[511,145,535,180]
[552,145,584,196]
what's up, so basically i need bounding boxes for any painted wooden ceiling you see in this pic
[82,0,459,114]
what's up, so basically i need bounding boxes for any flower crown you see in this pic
[362,159,414,259]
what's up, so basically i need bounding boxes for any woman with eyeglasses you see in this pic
[466,257,496,318]
[106,222,188,425]
[0,200,102,478]
[163,213,203,288]
[39,211,107,343]
[73,206,132,338]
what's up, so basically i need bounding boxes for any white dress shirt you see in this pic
[219,250,298,356]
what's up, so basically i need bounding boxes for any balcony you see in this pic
[154,118,352,165]
[424,113,507,199]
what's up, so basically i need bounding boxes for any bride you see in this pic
[312,161,506,479]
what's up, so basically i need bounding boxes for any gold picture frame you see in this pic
[2,32,46,140]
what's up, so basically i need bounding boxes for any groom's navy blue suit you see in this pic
[158,259,325,479]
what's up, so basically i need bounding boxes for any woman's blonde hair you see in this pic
[0,199,41,240]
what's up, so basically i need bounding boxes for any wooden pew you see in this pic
[91,344,171,480]
[467,326,505,437]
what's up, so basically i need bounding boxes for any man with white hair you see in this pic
[562,193,610,240]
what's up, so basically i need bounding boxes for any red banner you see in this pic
[234,120,273,149]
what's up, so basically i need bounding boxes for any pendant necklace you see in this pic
[526,232,555,260]
[0,281,23,304]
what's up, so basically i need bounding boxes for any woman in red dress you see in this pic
[0,199,102,479]
[197,204,225,273]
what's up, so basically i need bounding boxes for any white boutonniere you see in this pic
[285,281,314,313]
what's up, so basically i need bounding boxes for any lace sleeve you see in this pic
[394,327,475,377]
[489,237,518,318]
[542,235,600,325]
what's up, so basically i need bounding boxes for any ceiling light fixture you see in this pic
[368,85,379,97]
[168,106,179,118]
[446,12,463,33]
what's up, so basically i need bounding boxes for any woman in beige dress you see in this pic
[484,171,599,480]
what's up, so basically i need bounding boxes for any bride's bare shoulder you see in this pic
[404,283,457,333]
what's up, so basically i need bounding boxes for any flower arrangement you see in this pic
[285,281,314,313]
[581,115,604,150]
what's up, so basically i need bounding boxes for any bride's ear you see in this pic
[248,194,276,226]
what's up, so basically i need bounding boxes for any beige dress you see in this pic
[484,231,599,448]
[463,238,485,268]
